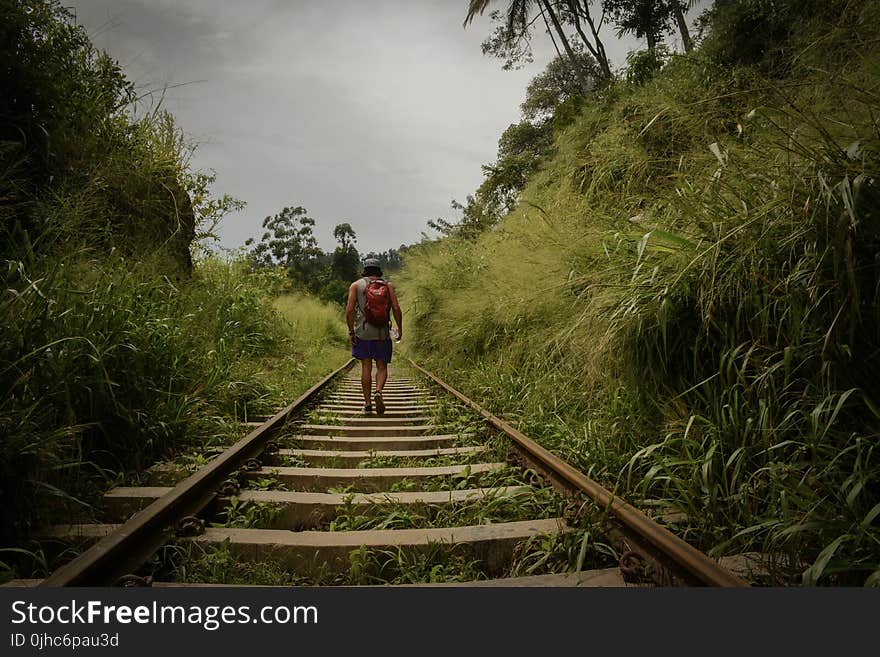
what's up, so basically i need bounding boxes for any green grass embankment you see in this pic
[0,258,347,580]
[269,293,351,395]
[400,1,880,585]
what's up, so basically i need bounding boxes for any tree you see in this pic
[362,249,404,273]
[464,0,609,89]
[558,1,612,80]
[187,171,246,253]
[520,48,601,121]
[333,222,357,251]
[245,206,322,284]
[330,222,359,282]
[1,1,204,276]
[481,48,596,214]
[472,9,535,70]
[671,1,693,52]
[1,1,135,186]
[602,0,671,50]
[427,44,596,240]
[480,120,553,213]
[602,0,692,52]
[427,194,499,240]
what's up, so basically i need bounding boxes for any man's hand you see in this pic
[349,332,358,346]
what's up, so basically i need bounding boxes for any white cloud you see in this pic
[70,0,697,253]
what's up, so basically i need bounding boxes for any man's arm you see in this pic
[388,283,403,341]
[345,282,358,345]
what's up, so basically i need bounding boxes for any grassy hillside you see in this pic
[400,0,880,585]
[0,256,347,563]
[0,3,348,578]
[271,293,351,389]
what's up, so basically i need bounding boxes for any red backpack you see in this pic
[363,278,391,327]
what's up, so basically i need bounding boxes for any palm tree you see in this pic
[602,0,694,53]
[602,0,670,50]
[464,0,601,91]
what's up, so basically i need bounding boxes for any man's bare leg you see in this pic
[360,358,373,408]
[375,360,388,393]
[374,360,388,415]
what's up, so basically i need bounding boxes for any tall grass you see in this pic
[255,293,350,405]
[400,1,880,584]
[274,294,349,365]
[0,254,347,565]
[0,2,350,581]
[0,256,262,541]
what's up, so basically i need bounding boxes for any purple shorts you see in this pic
[352,338,393,363]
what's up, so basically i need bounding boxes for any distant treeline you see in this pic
[244,205,409,304]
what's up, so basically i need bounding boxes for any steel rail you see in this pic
[40,358,355,586]
[408,359,749,588]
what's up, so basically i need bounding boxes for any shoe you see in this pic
[374,391,385,415]
[363,404,372,415]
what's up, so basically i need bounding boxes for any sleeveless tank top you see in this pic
[354,276,391,341]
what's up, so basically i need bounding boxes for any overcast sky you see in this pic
[70,1,699,255]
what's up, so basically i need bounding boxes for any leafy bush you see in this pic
[1,1,197,274]
[623,46,670,85]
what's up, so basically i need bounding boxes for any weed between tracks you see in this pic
[303,410,347,425]
[216,499,286,529]
[246,475,289,491]
[509,527,618,577]
[325,486,562,532]
[323,464,520,494]
[157,543,317,586]
[159,541,490,586]
[270,434,508,470]
[356,448,502,470]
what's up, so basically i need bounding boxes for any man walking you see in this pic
[346,258,403,414]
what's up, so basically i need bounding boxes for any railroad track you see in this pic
[10,359,753,587]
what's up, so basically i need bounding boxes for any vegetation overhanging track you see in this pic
[39,359,357,586]
[408,359,749,588]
